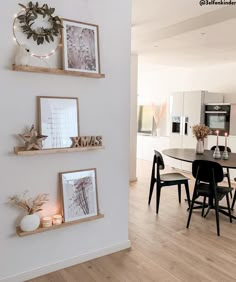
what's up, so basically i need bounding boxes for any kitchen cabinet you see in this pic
[169,91,223,172]
[137,135,170,163]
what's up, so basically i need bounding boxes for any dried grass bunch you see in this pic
[152,102,167,128]
[192,124,211,140]
[8,191,49,215]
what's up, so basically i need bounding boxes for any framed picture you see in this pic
[62,18,100,73]
[60,169,99,222]
[38,96,79,149]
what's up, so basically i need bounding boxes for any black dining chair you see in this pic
[148,150,190,214]
[186,160,233,236]
[231,178,236,210]
[210,146,232,196]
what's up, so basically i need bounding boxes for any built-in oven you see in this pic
[171,116,188,135]
[205,103,230,135]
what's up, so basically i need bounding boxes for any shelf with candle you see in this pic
[16,213,104,237]
[213,130,221,159]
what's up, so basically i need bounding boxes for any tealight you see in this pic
[52,214,63,225]
[42,217,52,228]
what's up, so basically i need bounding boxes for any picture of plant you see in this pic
[60,169,98,222]
[62,19,100,73]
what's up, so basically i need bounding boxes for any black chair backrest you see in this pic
[154,150,165,170]
[192,160,224,184]
[211,145,231,152]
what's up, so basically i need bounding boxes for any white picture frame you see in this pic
[62,18,100,73]
[38,96,79,149]
[60,169,99,222]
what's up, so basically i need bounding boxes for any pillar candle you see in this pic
[42,217,52,228]
[225,132,228,148]
[52,214,63,225]
[216,130,219,146]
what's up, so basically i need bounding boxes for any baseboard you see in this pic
[1,240,131,282]
[129,177,138,183]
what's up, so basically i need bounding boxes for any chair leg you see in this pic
[214,198,220,236]
[202,196,206,217]
[186,190,197,229]
[231,189,236,210]
[148,178,156,205]
[184,181,190,209]
[178,184,181,204]
[226,193,232,223]
[156,186,161,214]
[226,168,232,198]
[203,205,211,218]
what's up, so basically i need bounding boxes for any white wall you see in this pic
[138,61,236,135]
[0,1,131,281]
[130,54,138,181]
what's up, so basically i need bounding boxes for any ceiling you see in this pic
[132,0,236,66]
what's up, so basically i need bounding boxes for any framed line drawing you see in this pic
[62,18,100,73]
[38,96,79,149]
[60,169,99,222]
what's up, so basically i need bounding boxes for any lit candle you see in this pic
[225,132,228,148]
[42,217,52,228]
[52,214,63,225]
[216,130,219,146]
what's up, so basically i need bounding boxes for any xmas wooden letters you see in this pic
[71,136,103,148]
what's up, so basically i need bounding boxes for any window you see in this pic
[137,105,153,134]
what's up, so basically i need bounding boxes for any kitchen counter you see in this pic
[137,135,170,161]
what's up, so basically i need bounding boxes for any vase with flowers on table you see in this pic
[192,124,211,154]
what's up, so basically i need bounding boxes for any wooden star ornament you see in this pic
[19,125,47,150]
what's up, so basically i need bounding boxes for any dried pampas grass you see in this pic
[8,191,49,215]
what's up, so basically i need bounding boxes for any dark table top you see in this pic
[162,148,236,169]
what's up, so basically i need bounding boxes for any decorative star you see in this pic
[19,125,47,150]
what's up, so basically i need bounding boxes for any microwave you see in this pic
[205,103,230,135]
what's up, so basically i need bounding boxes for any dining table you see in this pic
[162,148,236,220]
[162,148,236,169]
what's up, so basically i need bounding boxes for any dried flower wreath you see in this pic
[17,1,63,45]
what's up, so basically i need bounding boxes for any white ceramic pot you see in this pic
[20,214,40,232]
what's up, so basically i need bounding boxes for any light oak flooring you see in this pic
[29,160,236,282]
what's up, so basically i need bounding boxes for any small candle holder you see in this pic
[52,214,63,225]
[42,217,52,228]
[222,150,229,160]
[213,146,221,159]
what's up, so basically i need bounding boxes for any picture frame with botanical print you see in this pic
[60,168,99,222]
[38,96,79,149]
[62,18,100,73]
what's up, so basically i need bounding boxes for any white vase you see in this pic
[20,214,40,232]
[196,139,204,154]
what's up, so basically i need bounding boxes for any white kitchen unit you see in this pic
[137,135,170,163]
[169,91,223,172]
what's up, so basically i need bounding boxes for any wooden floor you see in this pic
[29,160,236,282]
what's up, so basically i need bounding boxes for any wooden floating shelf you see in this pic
[14,146,104,156]
[16,213,104,237]
[12,64,105,79]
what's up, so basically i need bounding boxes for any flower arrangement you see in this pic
[8,191,49,215]
[152,102,167,128]
[192,124,211,140]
